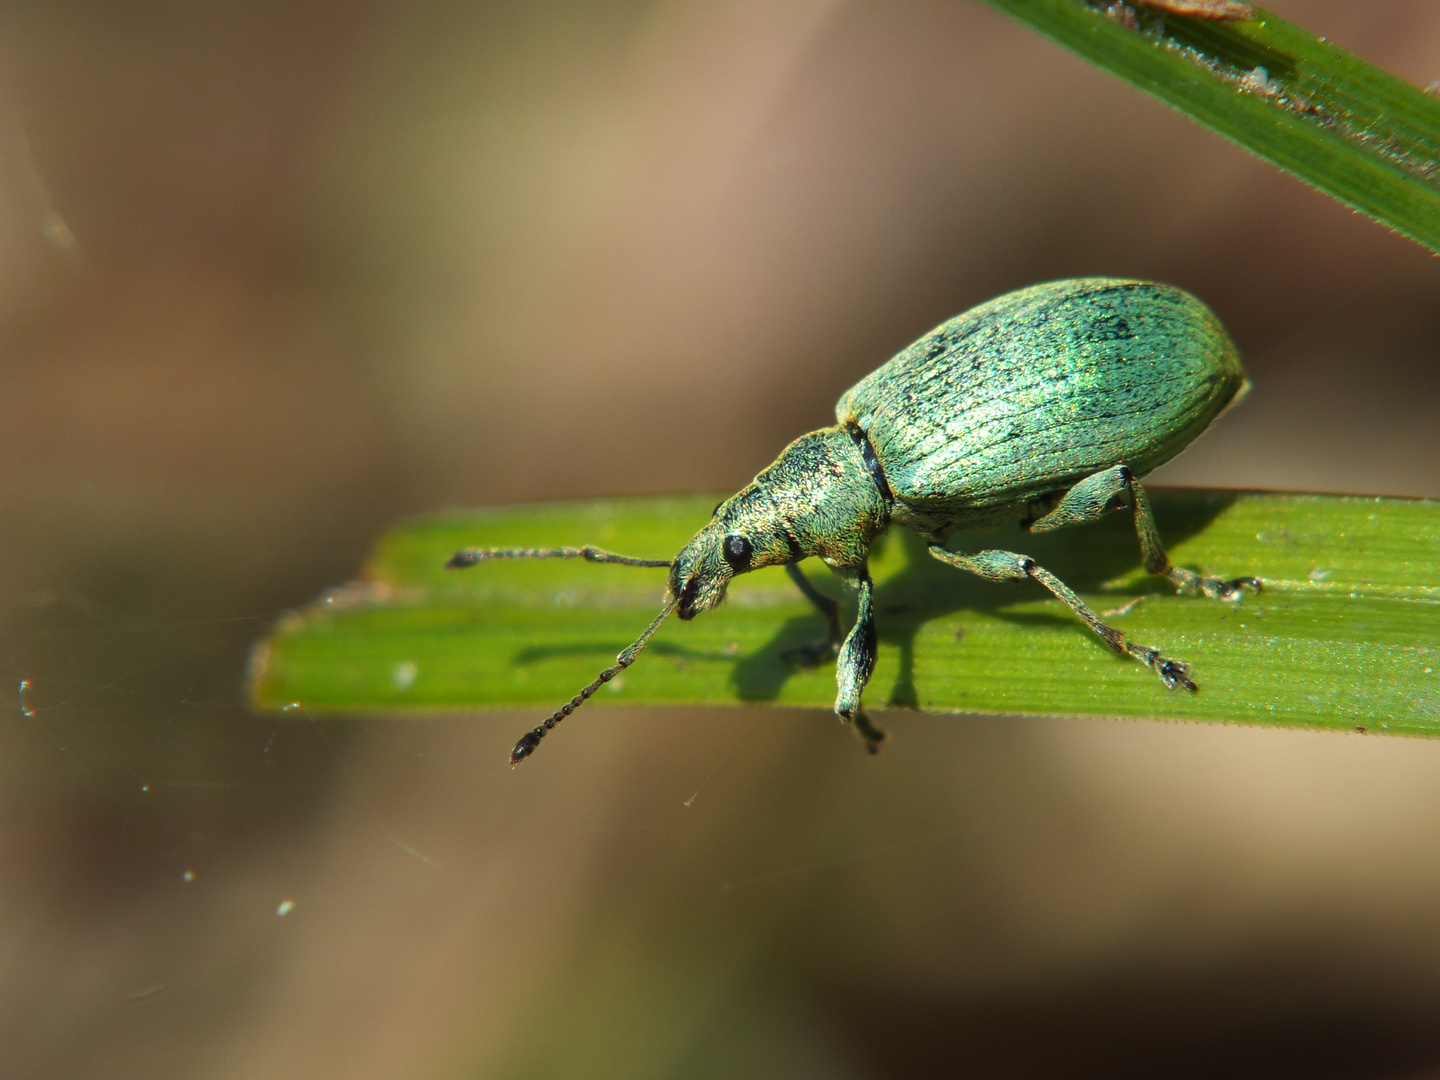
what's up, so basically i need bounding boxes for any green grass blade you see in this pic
[981,1,1440,252]
[249,490,1440,737]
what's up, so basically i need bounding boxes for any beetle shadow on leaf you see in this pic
[731,488,1242,709]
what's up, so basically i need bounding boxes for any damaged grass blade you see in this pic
[983,0,1440,252]
[249,490,1440,737]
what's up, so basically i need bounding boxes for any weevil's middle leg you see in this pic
[781,563,844,667]
[1028,465,1261,600]
[928,545,1197,691]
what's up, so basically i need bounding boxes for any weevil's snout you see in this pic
[669,485,812,618]
[668,527,733,621]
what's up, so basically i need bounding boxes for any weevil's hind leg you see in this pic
[831,564,886,753]
[1126,477,1261,599]
[1028,465,1261,600]
[929,546,1197,691]
[446,544,672,570]
[780,563,844,668]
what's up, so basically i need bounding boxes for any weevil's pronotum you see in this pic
[450,279,1259,764]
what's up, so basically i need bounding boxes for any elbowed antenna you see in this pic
[441,540,677,764]
[446,545,672,569]
[510,597,679,765]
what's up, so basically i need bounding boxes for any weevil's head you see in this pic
[510,427,890,766]
[667,427,892,620]
[667,488,799,620]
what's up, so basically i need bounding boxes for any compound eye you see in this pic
[722,534,753,571]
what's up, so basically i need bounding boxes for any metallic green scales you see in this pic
[837,279,1247,526]
[448,278,1259,765]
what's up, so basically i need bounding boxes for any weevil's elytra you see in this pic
[449,278,1260,764]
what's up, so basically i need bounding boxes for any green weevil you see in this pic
[449,278,1259,764]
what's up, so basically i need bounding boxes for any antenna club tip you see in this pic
[446,549,481,569]
[510,729,543,764]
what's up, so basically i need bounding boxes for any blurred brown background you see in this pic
[1,1,1439,1077]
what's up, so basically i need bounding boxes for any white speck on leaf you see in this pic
[392,661,418,691]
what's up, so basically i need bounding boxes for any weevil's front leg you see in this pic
[446,545,672,569]
[1028,465,1261,600]
[781,563,844,667]
[928,545,1197,691]
[831,563,886,753]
